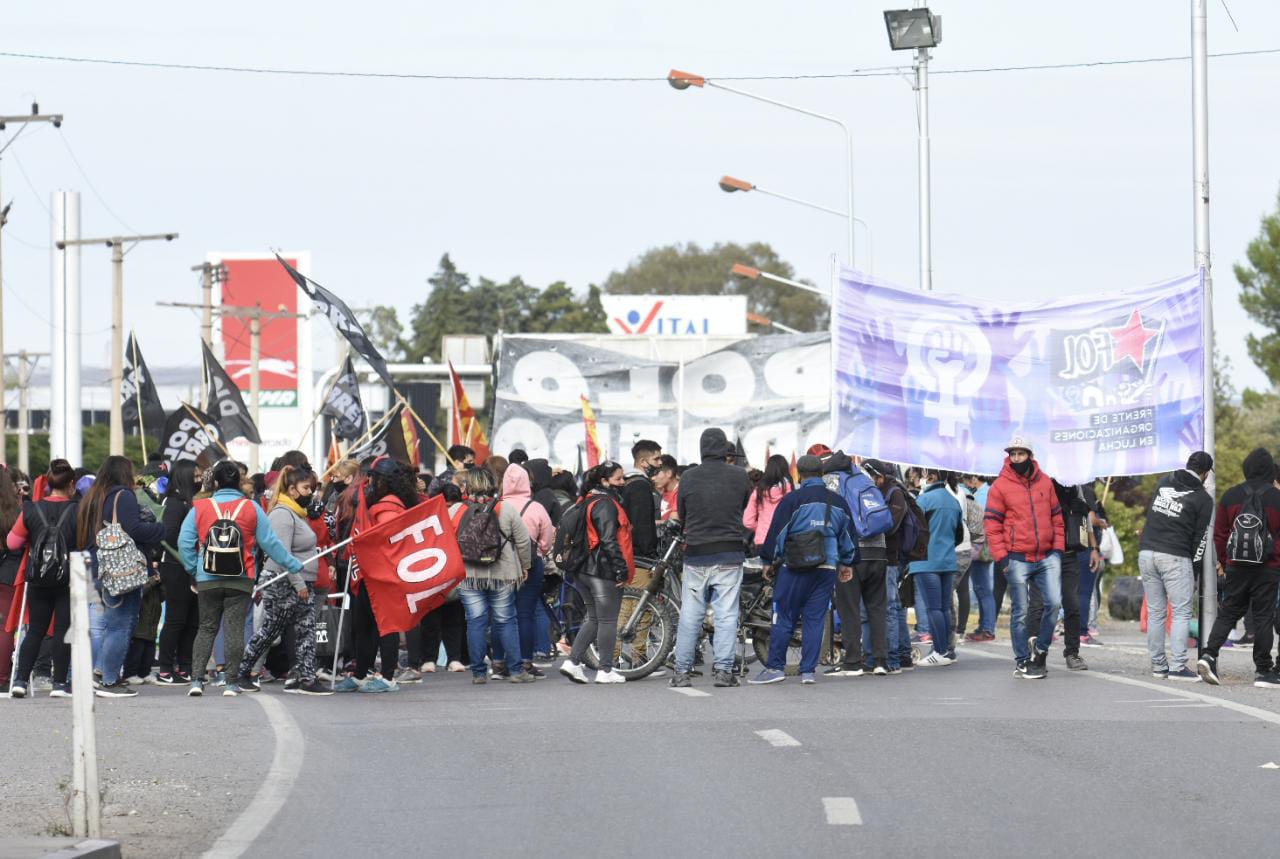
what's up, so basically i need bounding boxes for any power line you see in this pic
[56,130,139,235]
[0,47,1276,83]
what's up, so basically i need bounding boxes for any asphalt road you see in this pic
[6,627,1280,858]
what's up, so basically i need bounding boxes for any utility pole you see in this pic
[0,103,64,465]
[5,350,45,474]
[915,45,932,292]
[190,261,227,350]
[57,232,178,455]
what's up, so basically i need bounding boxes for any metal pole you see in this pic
[1193,0,1217,637]
[109,239,124,455]
[68,552,101,838]
[249,309,261,473]
[201,264,213,348]
[917,46,933,292]
[844,128,856,267]
[16,349,28,474]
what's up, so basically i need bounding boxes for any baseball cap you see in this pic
[796,454,823,474]
[1004,435,1034,456]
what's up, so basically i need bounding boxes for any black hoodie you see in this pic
[1139,469,1213,560]
[524,459,563,527]
[676,428,751,560]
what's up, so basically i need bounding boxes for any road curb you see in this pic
[0,837,122,858]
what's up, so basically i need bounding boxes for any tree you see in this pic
[405,255,472,362]
[360,305,406,360]
[1236,188,1280,387]
[602,241,827,333]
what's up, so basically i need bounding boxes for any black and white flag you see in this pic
[161,404,223,469]
[347,402,411,464]
[275,254,395,389]
[121,332,166,435]
[202,342,262,444]
[321,356,368,441]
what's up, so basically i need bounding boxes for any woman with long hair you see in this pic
[77,455,165,697]
[0,466,23,692]
[560,461,635,685]
[155,461,201,684]
[744,454,794,551]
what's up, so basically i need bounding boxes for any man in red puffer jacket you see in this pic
[984,436,1065,680]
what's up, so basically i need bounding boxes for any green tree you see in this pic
[1236,188,1280,386]
[9,424,147,478]
[602,241,827,333]
[405,254,472,362]
[360,305,406,360]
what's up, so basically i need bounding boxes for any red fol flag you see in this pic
[350,495,466,634]
[448,360,491,464]
[581,394,603,468]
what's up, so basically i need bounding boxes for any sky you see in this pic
[1,0,1277,398]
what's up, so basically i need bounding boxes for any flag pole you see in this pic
[293,369,345,452]
[181,403,233,459]
[320,408,397,480]
[253,538,356,593]
[327,560,355,689]
[130,332,149,464]
[396,393,459,470]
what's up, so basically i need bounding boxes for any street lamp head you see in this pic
[667,69,706,90]
[164,233,177,241]
[884,8,941,50]
[718,176,754,194]
[731,263,761,280]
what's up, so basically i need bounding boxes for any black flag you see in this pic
[161,404,223,469]
[121,332,166,436]
[275,254,395,389]
[202,342,262,444]
[320,356,367,441]
[347,402,411,464]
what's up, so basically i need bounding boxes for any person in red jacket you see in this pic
[983,436,1065,680]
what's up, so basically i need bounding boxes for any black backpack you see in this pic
[27,502,75,587]
[783,500,832,571]
[1227,486,1275,567]
[455,498,507,565]
[202,499,248,577]
[552,498,598,582]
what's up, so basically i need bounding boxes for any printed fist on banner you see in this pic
[905,319,992,439]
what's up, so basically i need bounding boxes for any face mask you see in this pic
[643,464,660,478]
[1011,459,1033,477]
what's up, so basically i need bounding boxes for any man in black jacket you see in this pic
[621,439,662,559]
[670,428,751,688]
[1140,451,1213,681]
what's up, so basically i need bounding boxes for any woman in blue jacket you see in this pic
[910,468,964,667]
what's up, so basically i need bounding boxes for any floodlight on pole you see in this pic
[667,68,856,267]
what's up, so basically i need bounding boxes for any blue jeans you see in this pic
[491,556,545,665]
[673,561,742,673]
[913,572,954,656]
[969,561,996,634]
[460,585,524,678]
[1007,555,1062,663]
[885,565,911,669]
[88,599,107,675]
[914,586,929,635]
[767,566,836,674]
[96,587,142,684]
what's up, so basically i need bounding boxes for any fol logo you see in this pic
[1056,310,1164,383]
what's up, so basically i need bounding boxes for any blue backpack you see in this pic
[827,470,894,540]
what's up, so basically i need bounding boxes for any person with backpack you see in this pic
[744,455,793,553]
[5,460,81,698]
[621,439,662,559]
[1136,452,1213,681]
[155,461,201,685]
[820,452,894,677]
[1198,448,1280,687]
[449,465,534,685]
[865,459,923,672]
[558,461,635,684]
[749,454,857,685]
[983,436,1065,680]
[489,463,554,678]
[178,459,307,697]
[907,469,964,667]
[77,456,166,698]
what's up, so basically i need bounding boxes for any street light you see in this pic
[884,7,941,292]
[719,174,873,278]
[731,263,826,297]
[667,68,856,267]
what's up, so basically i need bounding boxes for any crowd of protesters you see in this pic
[2,426,1277,700]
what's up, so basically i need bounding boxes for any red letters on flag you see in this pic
[350,495,466,634]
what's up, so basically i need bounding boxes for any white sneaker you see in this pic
[125,675,149,686]
[918,652,950,667]
[594,668,626,684]
[559,660,589,684]
[446,661,467,673]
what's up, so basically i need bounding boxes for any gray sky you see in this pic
[1,0,1277,395]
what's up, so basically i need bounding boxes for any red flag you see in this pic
[789,452,799,484]
[399,408,422,469]
[581,394,602,468]
[350,494,466,634]
[448,360,491,464]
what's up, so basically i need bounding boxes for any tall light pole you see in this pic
[56,233,178,455]
[719,175,874,278]
[0,103,63,464]
[884,8,941,291]
[668,69,857,267]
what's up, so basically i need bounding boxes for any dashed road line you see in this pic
[822,797,863,825]
[755,728,801,747]
[670,687,712,698]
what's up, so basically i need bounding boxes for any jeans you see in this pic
[673,561,742,674]
[568,574,624,670]
[1028,550,1081,657]
[460,585,525,678]
[88,598,107,675]
[913,572,954,656]
[885,565,911,669]
[492,556,545,665]
[96,587,143,685]
[767,566,836,674]
[1007,555,1062,663]
[1138,550,1194,671]
[969,561,996,634]
[835,559,886,669]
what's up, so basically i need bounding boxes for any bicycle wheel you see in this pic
[582,588,677,680]
[544,582,588,654]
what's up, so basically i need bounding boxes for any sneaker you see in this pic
[1065,654,1088,671]
[522,664,546,678]
[359,676,393,693]
[32,676,53,693]
[1020,660,1047,679]
[188,682,204,697]
[509,671,537,684]
[1196,655,1220,685]
[283,677,301,691]
[1236,633,1256,648]
[1013,659,1029,677]
[910,632,933,644]
[471,675,487,685]
[532,653,555,669]
[222,684,240,697]
[648,669,668,679]
[669,672,692,688]
[50,683,72,698]
[213,671,227,687]
[10,684,27,699]
[419,663,437,674]
[963,631,984,643]
[316,668,334,682]
[942,651,957,663]
[94,681,138,698]
[900,660,915,671]
[1152,667,1170,679]
[800,672,816,684]
[296,679,335,696]
[886,666,902,675]
[823,666,865,677]
[873,665,888,676]
[1168,667,1200,682]
[236,676,260,694]
[489,661,512,680]
[712,669,739,687]
[1254,672,1280,688]
[559,661,589,685]
[124,675,150,686]
[155,672,183,686]
[594,669,626,684]
[1079,634,1105,648]
[447,661,467,673]
[393,667,423,684]
[918,651,950,667]
[748,668,786,685]
[333,676,361,693]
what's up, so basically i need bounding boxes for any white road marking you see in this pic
[822,797,863,825]
[670,687,712,698]
[1260,762,1280,769]
[1149,702,1217,709]
[755,729,801,747]
[202,695,303,859]
[1117,698,1185,703]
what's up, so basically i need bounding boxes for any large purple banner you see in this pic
[832,269,1205,483]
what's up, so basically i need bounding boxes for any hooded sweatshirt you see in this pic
[502,465,553,557]
[1213,447,1280,569]
[1139,469,1212,560]
[983,456,1065,563]
[676,428,751,562]
[524,459,563,527]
